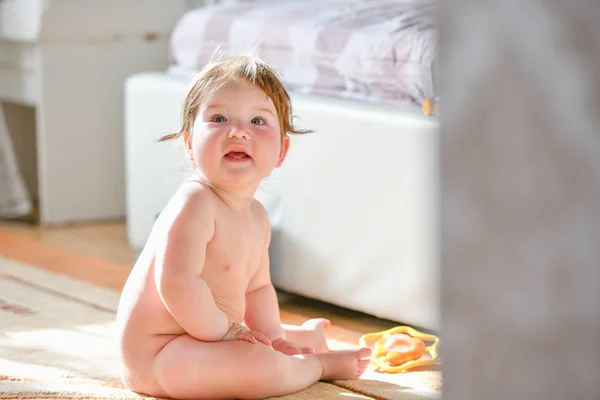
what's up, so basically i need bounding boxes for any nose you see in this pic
[228,123,249,140]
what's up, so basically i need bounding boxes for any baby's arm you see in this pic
[245,210,286,342]
[154,187,229,342]
[245,224,313,355]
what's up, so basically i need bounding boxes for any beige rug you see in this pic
[0,249,441,399]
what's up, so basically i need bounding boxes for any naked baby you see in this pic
[116,56,371,400]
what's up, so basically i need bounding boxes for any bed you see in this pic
[125,0,440,330]
[170,0,438,106]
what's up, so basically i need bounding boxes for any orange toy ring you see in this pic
[376,333,425,366]
[359,326,440,373]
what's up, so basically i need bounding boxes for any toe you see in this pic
[303,318,331,330]
[358,347,373,359]
[320,318,332,329]
[356,360,371,377]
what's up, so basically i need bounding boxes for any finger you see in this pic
[281,345,302,355]
[252,332,272,346]
[239,332,258,344]
[300,347,316,354]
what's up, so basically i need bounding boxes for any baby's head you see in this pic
[161,55,307,142]
[161,56,307,190]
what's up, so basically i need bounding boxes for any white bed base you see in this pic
[125,72,440,330]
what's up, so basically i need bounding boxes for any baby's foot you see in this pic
[301,318,331,353]
[316,348,372,380]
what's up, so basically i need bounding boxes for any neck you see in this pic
[192,174,255,211]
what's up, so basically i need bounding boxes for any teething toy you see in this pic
[359,326,440,373]
[375,333,425,366]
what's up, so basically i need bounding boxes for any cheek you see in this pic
[192,131,221,162]
[258,136,283,164]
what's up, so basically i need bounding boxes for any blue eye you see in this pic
[251,117,265,125]
[213,115,227,123]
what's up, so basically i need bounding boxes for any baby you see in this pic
[116,56,371,400]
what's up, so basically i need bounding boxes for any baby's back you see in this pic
[116,182,266,393]
[115,238,184,392]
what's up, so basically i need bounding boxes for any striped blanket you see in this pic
[169,0,438,106]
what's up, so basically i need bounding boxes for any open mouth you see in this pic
[224,151,251,161]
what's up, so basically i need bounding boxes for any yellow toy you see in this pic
[359,326,440,373]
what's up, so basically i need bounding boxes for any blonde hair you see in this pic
[159,55,310,142]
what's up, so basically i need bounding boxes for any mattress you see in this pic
[169,0,438,106]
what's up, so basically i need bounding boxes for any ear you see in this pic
[182,131,194,160]
[276,136,290,168]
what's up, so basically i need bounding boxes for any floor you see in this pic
[0,219,399,336]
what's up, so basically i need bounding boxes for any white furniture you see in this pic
[0,0,192,224]
[125,72,440,330]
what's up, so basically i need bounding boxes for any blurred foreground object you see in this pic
[441,1,600,399]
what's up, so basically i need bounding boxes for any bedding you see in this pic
[169,0,438,106]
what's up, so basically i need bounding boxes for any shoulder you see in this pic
[159,181,217,236]
[251,199,269,221]
[175,180,217,216]
[251,199,271,239]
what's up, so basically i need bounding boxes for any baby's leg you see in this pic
[153,334,371,400]
[283,318,331,352]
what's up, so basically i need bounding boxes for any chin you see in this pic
[218,171,260,187]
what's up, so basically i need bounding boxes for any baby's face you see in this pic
[188,79,288,189]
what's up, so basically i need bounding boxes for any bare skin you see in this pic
[116,78,371,400]
[116,184,370,399]
[284,318,332,353]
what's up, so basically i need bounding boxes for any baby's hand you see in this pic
[222,322,271,346]
[272,338,316,355]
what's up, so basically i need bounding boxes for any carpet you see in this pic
[0,232,441,399]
